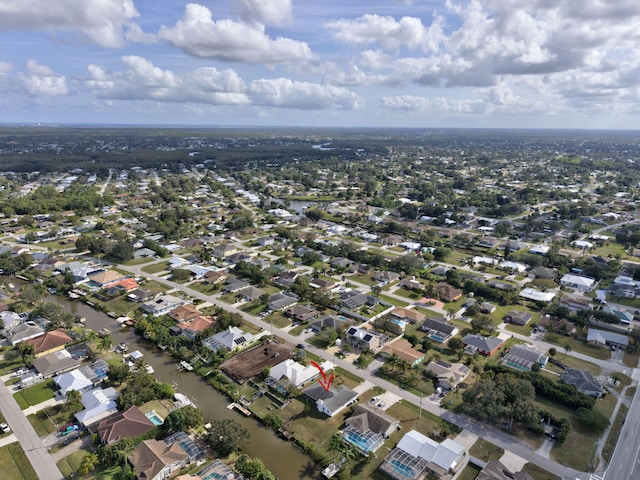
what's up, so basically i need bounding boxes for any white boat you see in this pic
[145,365,155,374]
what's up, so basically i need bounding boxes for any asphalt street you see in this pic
[603,379,640,480]
[0,378,64,479]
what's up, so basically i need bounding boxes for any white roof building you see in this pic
[499,261,527,273]
[560,274,596,291]
[529,245,550,255]
[519,288,556,302]
[269,359,334,387]
[203,326,254,352]
[75,387,119,426]
[54,369,93,396]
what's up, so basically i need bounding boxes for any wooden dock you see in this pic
[227,402,252,416]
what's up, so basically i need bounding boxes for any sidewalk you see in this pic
[24,396,67,416]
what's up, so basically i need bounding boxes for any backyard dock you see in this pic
[227,402,252,416]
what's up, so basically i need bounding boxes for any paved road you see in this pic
[0,379,64,479]
[603,381,640,480]
[120,263,585,479]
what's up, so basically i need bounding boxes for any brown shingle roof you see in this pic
[96,406,155,444]
[23,329,72,356]
[128,439,188,480]
[169,304,200,322]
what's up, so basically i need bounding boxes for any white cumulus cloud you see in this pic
[233,0,293,26]
[159,3,314,64]
[20,60,68,96]
[0,0,140,48]
[84,56,361,110]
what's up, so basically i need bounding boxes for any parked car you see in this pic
[58,424,78,437]
[0,423,10,434]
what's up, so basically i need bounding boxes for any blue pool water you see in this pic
[390,459,414,479]
[145,411,164,425]
[429,333,446,343]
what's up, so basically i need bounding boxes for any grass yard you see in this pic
[240,301,268,316]
[456,463,481,480]
[141,261,169,274]
[602,404,628,463]
[27,412,57,436]
[263,313,291,328]
[0,443,38,480]
[56,448,90,477]
[13,380,55,409]
[378,294,409,307]
[0,352,25,376]
[544,332,611,361]
[334,367,363,388]
[623,350,639,368]
[122,257,154,266]
[520,463,560,480]
[469,438,504,462]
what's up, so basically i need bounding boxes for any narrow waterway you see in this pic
[45,296,320,480]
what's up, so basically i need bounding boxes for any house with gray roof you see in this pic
[587,328,629,349]
[140,294,186,317]
[4,321,44,345]
[303,384,358,417]
[32,349,81,378]
[502,345,548,371]
[561,368,603,398]
[421,318,458,343]
[504,310,533,326]
[268,292,299,311]
[462,334,503,356]
[203,326,254,352]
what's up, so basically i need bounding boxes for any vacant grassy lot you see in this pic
[520,463,560,480]
[378,294,409,307]
[544,333,611,361]
[457,463,482,480]
[469,438,504,462]
[13,380,55,409]
[0,443,38,480]
[56,448,89,477]
[141,261,169,274]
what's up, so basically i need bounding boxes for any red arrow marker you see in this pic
[310,360,334,392]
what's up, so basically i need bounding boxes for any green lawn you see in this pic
[602,404,628,463]
[0,351,26,376]
[13,380,55,409]
[457,463,481,480]
[27,412,57,436]
[0,443,38,480]
[56,449,90,477]
[520,463,560,480]
[141,261,169,274]
[544,332,611,360]
[378,294,409,307]
[469,438,504,462]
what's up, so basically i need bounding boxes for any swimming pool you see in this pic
[145,410,164,426]
[342,426,383,453]
[428,333,446,343]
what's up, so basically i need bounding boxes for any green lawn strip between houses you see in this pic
[0,443,38,480]
[469,438,504,462]
[13,380,55,409]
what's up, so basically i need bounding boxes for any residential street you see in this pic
[0,377,64,479]
[119,262,591,480]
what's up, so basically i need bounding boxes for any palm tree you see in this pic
[79,452,98,475]
[328,433,344,460]
[98,334,113,352]
[66,389,82,409]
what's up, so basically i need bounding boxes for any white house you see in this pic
[519,288,556,302]
[379,430,467,479]
[269,359,334,387]
[75,387,119,426]
[303,384,358,417]
[202,326,254,352]
[560,274,596,292]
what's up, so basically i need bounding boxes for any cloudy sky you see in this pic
[1,0,639,129]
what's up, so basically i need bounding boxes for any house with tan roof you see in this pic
[435,283,462,302]
[390,307,425,324]
[128,437,189,480]
[94,406,155,444]
[172,316,216,340]
[381,339,425,367]
[203,270,228,285]
[168,304,200,322]
[23,329,72,357]
[88,270,128,288]
[423,360,470,391]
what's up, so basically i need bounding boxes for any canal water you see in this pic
[43,295,320,479]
